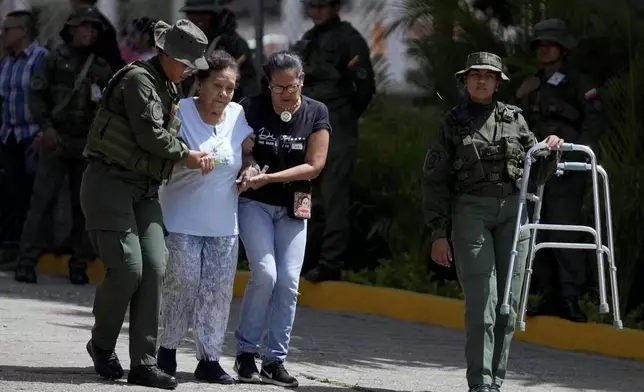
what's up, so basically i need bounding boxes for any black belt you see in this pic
[463,182,517,198]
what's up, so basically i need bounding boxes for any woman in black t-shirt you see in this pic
[232,51,331,388]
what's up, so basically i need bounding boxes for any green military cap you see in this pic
[454,51,509,81]
[66,5,104,28]
[154,19,209,70]
[530,18,577,51]
[180,0,232,13]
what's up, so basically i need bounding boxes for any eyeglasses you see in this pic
[269,83,300,94]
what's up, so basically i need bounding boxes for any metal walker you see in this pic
[499,142,623,331]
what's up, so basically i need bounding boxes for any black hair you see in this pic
[132,17,156,47]
[196,50,239,81]
[6,10,37,38]
[260,50,304,94]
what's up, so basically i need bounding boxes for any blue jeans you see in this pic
[235,197,307,365]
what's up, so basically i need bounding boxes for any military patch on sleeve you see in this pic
[30,77,44,91]
[151,102,163,120]
[141,99,164,124]
[140,88,165,124]
[423,148,443,174]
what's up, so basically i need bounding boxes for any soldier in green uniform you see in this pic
[179,0,259,101]
[67,0,125,71]
[295,0,376,282]
[13,6,113,285]
[423,52,563,392]
[81,19,214,389]
[515,19,604,323]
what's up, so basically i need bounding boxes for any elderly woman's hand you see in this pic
[543,135,564,149]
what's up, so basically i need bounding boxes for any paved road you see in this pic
[1,272,643,392]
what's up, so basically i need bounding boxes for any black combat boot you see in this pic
[194,360,234,384]
[14,263,37,284]
[559,297,588,323]
[127,365,178,390]
[69,259,89,285]
[86,339,124,380]
[490,384,501,391]
[468,385,491,392]
[526,293,559,317]
[304,265,341,283]
[157,347,177,376]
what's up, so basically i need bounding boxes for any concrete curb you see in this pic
[37,254,644,362]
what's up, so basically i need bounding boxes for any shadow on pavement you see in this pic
[0,365,112,385]
[0,365,374,392]
[1,273,644,392]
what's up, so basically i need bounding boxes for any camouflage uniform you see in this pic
[295,0,376,281]
[179,0,259,101]
[14,6,113,285]
[423,53,558,392]
[516,19,604,322]
[81,20,208,389]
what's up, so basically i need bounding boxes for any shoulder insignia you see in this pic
[151,102,163,121]
[423,148,442,173]
[30,77,44,90]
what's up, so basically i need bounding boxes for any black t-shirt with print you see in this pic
[240,93,331,207]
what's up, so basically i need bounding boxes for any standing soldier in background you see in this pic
[13,6,113,285]
[295,0,376,283]
[515,19,604,323]
[81,19,213,389]
[68,0,125,72]
[179,0,259,101]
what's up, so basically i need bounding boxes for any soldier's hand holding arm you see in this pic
[423,121,455,267]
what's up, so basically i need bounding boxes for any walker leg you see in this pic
[598,166,622,328]
[501,160,535,316]
[590,161,609,313]
[517,185,545,332]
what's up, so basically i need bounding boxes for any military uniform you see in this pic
[81,19,209,389]
[295,0,376,282]
[14,6,113,285]
[423,53,558,392]
[179,0,259,101]
[516,19,604,322]
[65,0,125,72]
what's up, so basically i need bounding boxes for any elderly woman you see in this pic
[233,51,331,388]
[422,52,563,392]
[156,50,256,384]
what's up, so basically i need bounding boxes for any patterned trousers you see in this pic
[158,233,239,361]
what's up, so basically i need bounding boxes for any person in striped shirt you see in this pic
[0,10,48,265]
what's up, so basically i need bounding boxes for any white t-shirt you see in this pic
[159,98,253,237]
